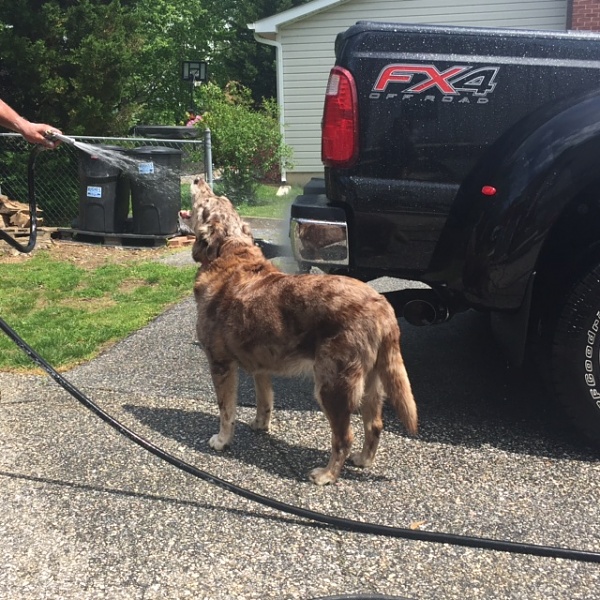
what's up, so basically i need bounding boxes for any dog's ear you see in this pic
[192,216,226,264]
[191,237,207,264]
[190,192,216,237]
[192,223,213,264]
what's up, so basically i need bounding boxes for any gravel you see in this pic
[1,222,599,599]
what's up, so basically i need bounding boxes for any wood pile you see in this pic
[0,194,42,229]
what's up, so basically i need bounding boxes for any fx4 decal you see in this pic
[371,64,500,102]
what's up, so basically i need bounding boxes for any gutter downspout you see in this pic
[252,32,287,182]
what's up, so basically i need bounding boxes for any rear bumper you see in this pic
[290,194,349,267]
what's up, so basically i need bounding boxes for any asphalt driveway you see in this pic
[1,235,599,599]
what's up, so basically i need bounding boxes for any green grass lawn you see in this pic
[0,252,196,372]
[236,197,293,219]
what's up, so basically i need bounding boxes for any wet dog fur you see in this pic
[190,179,417,484]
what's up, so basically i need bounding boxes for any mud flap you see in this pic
[490,272,536,366]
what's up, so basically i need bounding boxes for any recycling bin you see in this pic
[77,146,130,233]
[128,146,182,235]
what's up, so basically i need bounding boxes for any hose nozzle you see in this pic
[44,131,76,146]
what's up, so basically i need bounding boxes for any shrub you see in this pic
[196,82,292,204]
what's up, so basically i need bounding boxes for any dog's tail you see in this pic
[377,328,418,435]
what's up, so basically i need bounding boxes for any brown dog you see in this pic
[190,179,417,485]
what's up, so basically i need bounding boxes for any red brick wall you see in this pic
[570,0,600,30]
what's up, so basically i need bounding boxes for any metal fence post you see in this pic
[204,127,213,189]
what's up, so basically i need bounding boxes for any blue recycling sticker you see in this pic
[138,162,155,174]
[86,186,103,199]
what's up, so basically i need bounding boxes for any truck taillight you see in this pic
[321,66,359,168]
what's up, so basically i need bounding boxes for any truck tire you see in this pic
[551,264,600,444]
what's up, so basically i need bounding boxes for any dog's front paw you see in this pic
[209,434,229,451]
[249,417,270,432]
[308,467,338,486]
[350,451,373,468]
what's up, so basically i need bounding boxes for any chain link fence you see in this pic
[0,133,209,228]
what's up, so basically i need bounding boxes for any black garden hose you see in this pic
[0,144,42,253]
[1,315,599,565]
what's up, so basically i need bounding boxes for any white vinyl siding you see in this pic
[270,0,568,176]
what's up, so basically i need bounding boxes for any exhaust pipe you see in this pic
[403,298,450,326]
[383,288,453,326]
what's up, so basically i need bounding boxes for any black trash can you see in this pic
[132,125,200,140]
[128,146,182,236]
[77,146,130,233]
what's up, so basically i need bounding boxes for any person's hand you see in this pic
[19,121,62,148]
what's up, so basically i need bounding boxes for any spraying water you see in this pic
[48,132,176,182]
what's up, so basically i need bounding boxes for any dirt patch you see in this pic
[0,236,180,269]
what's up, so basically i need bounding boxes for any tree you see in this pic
[127,0,220,125]
[0,0,142,134]
[0,0,220,133]
[206,0,311,105]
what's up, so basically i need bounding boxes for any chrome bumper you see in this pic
[290,217,349,266]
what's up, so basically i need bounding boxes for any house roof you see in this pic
[249,0,352,36]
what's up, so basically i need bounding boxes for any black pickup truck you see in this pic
[289,21,600,445]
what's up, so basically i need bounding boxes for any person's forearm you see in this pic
[0,99,61,146]
[0,99,29,135]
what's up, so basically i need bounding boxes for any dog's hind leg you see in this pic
[350,375,384,468]
[309,402,353,485]
[250,373,273,431]
[310,368,363,485]
[208,361,239,451]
